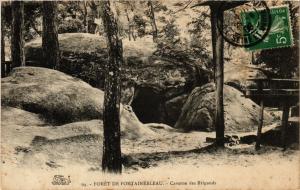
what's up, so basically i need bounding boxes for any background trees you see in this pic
[147,0,158,40]
[1,5,5,77]
[42,1,59,69]
[2,1,212,67]
[11,1,25,68]
[24,2,42,41]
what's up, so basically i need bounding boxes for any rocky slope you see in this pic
[1,67,153,133]
[1,67,158,169]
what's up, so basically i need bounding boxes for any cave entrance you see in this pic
[131,87,164,123]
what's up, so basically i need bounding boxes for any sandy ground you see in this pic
[1,118,299,190]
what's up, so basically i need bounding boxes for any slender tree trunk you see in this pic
[125,10,135,41]
[1,5,5,77]
[88,1,98,34]
[255,100,264,150]
[147,0,158,41]
[11,1,25,68]
[251,52,256,65]
[83,1,88,33]
[211,7,225,147]
[125,9,131,41]
[101,0,123,174]
[132,25,137,41]
[281,102,290,149]
[210,8,216,83]
[42,1,59,69]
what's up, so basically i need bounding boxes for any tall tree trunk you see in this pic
[101,0,123,174]
[1,5,5,77]
[11,1,25,68]
[147,0,158,41]
[42,1,59,69]
[211,7,225,147]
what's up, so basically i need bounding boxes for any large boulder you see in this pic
[25,33,108,88]
[25,33,156,88]
[25,33,212,125]
[175,83,275,133]
[1,67,158,166]
[2,67,103,124]
[25,33,157,66]
[1,67,158,129]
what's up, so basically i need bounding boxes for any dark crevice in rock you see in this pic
[131,87,165,124]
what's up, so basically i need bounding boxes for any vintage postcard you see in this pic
[1,0,299,189]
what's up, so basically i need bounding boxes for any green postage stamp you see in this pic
[241,5,293,51]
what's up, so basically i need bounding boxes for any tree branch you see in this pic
[172,0,194,14]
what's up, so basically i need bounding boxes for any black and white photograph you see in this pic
[1,0,299,189]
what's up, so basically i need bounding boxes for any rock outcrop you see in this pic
[25,33,212,125]
[175,83,275,133]
[25,33,156,88]
[1,66,157,133]
[25,33,108,88]
[1,67,159,168]
[129,59,211,125]
[2,67,103,124]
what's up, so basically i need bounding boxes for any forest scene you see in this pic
[1,0,299,189]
